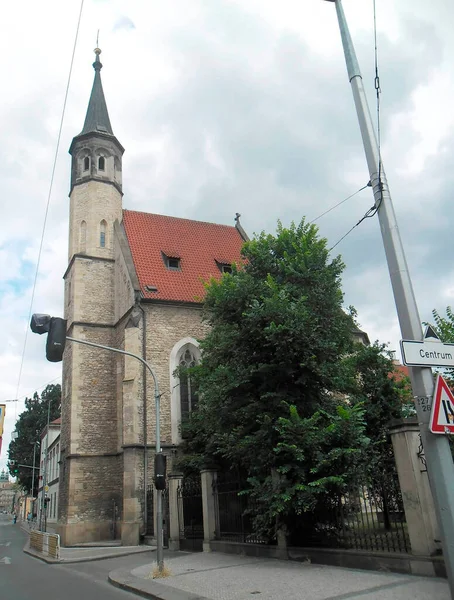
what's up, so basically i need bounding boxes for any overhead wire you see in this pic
[328,0,383,252]
[308,183,370,225]
[12,0,85,420]
[0,377,62,406]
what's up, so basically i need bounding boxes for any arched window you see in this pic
[98,156,105,171]
[169,339,201,444]
[80,220,87,253]
[83,156,90,172]
[179,347,199,420]
[100,220,107,248]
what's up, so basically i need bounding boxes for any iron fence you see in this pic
[291,473,410,553]
[213,475,268,544]
[177,477,204,551]
[213,470,409,554]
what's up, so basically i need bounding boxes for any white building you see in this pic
[37,417,61,527]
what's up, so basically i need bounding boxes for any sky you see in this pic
[1,0,454,473]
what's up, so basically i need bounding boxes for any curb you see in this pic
[108,567,210,600]
[23,539,155,565]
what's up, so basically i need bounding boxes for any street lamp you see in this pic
[30,313,166,573]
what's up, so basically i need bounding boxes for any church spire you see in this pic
[80,48,113,136]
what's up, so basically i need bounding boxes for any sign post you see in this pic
[325,1,454,595]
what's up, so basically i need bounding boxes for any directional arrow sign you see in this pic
[430,375,454,434]
[400,325,454,368]
[0,557,11,564]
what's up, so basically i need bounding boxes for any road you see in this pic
[0,513,148,599]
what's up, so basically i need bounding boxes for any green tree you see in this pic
[345,342,413,528]
[180,220,368,538]
[428,306,454,389]
[8,384,61,493]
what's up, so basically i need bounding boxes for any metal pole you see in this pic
[329,1,454,592]
[66,335,164,572]
[41,397,51,532]
[32,443,37,500]
[155,388,163,571]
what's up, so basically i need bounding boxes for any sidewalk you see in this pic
[108,551,451,600]
[20,522,155,564]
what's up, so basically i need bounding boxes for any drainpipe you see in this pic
[137,301,148,537]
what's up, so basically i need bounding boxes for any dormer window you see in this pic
[216,261,232,274]
[83,156,90,171]
[162,253,181,271]
[98,156,105,171]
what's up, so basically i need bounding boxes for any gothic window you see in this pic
[98,156,105,171]
[80,220,87,253]
[83,156,90,171]
[179,347,199,422]
[100,220,107,248]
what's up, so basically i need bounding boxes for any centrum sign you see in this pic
[401,325,454,368]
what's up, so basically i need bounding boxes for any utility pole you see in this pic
[325,0,454,593]
[39,398,52,532]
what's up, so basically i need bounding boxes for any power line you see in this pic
[12,0,85,419]
[309,183,370,225]
[0,377,61,406]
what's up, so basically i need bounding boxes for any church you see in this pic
[58,48,247,546]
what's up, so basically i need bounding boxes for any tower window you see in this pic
[98,156,105,171]
[100,220,107,248]
[80,220,87,253]
[83,157,90,172]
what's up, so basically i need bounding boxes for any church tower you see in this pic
[59,49,124,545]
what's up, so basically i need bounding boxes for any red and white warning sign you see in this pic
[430,375,454,434]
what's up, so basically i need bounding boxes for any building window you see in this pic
[98,156,105,171]
[179,348,199,421]
[163,253,181,270]
[216,261,232,274]
[80,220,87,253]
[83,156,90,171]
[100,220,107,248]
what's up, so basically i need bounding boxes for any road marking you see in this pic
[0,542,11,546]
[0,557,12,564]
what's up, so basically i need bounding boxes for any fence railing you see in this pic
[291,480,410,553]
[213,476,268,545]
[212,470,409,554]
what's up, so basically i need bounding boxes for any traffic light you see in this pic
[154,453,167,490]
[30,314,67,362]
[9,461,18,475]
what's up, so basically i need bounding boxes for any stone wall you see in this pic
[143,302,209,445]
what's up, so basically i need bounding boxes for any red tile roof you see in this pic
[122,210,245,303]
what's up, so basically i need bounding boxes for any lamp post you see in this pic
[32,441,39,499]
[324,1,454,594]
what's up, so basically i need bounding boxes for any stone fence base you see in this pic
[210,540,446,579]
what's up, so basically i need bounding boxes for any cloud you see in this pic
[1,0,453,471]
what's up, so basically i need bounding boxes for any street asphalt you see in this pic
[1,513,451,600]
[0,513,151,599]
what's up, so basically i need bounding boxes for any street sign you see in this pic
[430,375,454,435]
[44,485,49,492]
[400,325,454,368]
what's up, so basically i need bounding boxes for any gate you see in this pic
[177,477,204,551]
